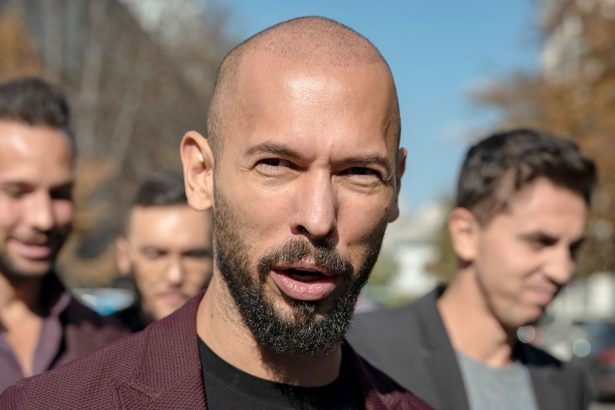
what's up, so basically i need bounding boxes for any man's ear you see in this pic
[181,131,214,211]
[387,147,407,223]
[448,207,480,263]
[115,236,132,276]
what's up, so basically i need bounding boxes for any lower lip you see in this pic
[271,270,337,302]
[526,288,555,305]
[11,240,52,259]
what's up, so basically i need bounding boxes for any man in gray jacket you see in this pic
[349,128,596,410]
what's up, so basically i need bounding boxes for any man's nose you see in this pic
[290,174,337,245]
[26,192,55,231]
[545,246,576,286]
[166,257,185,285]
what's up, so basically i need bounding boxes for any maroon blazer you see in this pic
[0,292,431,409]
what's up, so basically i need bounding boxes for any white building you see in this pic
[382,203,446,299]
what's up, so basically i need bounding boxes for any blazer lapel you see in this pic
[113,292,207,410]
[416,287,470,410]
[528,366,565,410]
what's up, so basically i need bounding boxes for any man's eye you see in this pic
[1,185,29,199]
[526,235,557,250]
[141,248,166,259]
[51,189,73,201]
[184,249,213,259]
[343,167,382,178]
[257,158,291,168]
[3,189,24,199]
[254,158,295,176]
[569,240,585,261]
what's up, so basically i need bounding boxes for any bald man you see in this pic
[0,17,431,409]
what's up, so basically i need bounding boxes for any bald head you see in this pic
[207,16,400,157]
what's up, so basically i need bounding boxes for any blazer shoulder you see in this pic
[520,342,593,409]
[0,383,28,410]
[0,327,150,409]
[349,290,437,344]
[347,344,433,409]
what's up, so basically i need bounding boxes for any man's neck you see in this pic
[438,274,517,367]
[196,276,341,387]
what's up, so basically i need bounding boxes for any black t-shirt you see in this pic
[198,338,363,409]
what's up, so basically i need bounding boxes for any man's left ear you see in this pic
[387,147,407,223]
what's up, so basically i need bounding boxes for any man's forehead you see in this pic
[485,179,588,230]
[129,205,211,232]
[206,18,400,159]
[0,123,75,180]
[233,50,392,112]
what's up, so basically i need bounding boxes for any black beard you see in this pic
[213,187,384,356]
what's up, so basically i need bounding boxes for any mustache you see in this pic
[257,239,353,281]
[12,226,70,244]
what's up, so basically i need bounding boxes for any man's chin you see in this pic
[507,310,545,331]
[272,290,341,320]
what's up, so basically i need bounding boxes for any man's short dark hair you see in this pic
[456,128,596,225]
[131,171,187,208]
[0,77,73,139]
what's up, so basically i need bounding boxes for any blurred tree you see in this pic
[471,0,615,275]
[0,0,233,286]
[0,7,40,79]
[364,249,407,307]
[367,250,398,287]
[426,203,457,282]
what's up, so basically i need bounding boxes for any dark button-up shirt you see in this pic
[0,274,129,392]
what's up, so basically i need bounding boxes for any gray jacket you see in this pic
[348,286,591,410]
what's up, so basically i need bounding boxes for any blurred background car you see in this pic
[518,317,615,402]
[570,321,615,402]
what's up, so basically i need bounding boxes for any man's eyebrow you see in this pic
[343,154,392,173]
[139,245,166,252]
[519,232,559,244]
[51,181,74,191]
[183,248,213,257]
[243,142,304,160]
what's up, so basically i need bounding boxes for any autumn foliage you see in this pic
[0,0,231,286]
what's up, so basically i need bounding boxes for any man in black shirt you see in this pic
[0,17,430,409]
[199,339,362,409]
[182,15,429,408]
[114,172,213,332]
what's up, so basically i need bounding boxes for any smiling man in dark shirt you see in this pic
[0,77,127,393]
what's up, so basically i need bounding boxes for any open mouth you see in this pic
[271,265,338,302]
[282,268,329,282]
